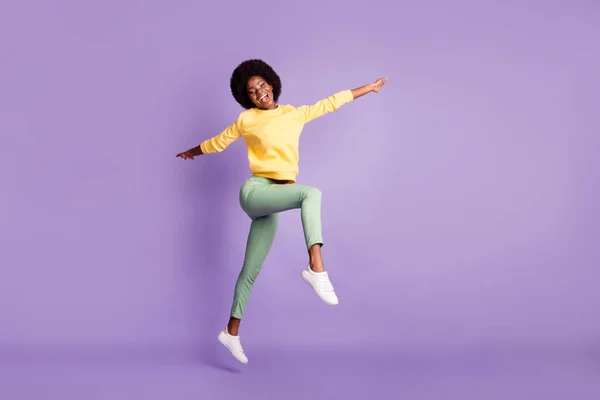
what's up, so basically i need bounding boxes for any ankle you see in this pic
[309,263,325,273]
[227,327,239,336]
[227,318,241,336]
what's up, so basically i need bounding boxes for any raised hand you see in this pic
[351,78,389,100]
[372,78,387,93]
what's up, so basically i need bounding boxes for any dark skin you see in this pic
[177,75,387,335]
[246,75,277,109]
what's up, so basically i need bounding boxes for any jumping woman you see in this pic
[176,59,387,364]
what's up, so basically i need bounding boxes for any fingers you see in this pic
[373,77,388,92]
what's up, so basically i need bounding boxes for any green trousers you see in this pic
[230,175,323,319]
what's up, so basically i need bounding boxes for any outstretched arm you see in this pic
[176,118,243,160]
[351,78,387,99]
[298,77,388,123]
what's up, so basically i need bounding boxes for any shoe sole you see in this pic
[301,270,339,305]
[217,332,248,364]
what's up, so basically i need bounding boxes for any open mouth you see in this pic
[258,93,270,104]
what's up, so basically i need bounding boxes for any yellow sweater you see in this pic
[200,90,354,182]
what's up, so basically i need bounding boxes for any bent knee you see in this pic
[306,187,322,199]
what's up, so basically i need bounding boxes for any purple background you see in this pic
[1,0,599,398]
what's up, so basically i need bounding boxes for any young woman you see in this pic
[176,59,387,364]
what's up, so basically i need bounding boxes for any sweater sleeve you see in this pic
[296,90,354,123]
[199,115,243,154]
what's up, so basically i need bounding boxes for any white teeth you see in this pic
[260,94,267,100]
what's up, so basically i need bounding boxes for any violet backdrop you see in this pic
[1,0,598,354]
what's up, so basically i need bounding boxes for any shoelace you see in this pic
[233,338,246,354]
[319,273,334,292]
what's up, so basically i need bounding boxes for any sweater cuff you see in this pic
[200,141,210,154]
[340,89,354,104]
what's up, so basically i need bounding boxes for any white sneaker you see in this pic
[217,327,248,364]
[301,265,339,305]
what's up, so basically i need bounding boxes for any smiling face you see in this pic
[247,75,276,110]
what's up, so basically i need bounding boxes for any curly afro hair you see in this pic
[230,59,282,109]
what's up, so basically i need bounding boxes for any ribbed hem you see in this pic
[199,141,210,154]
[253,172,297,183]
